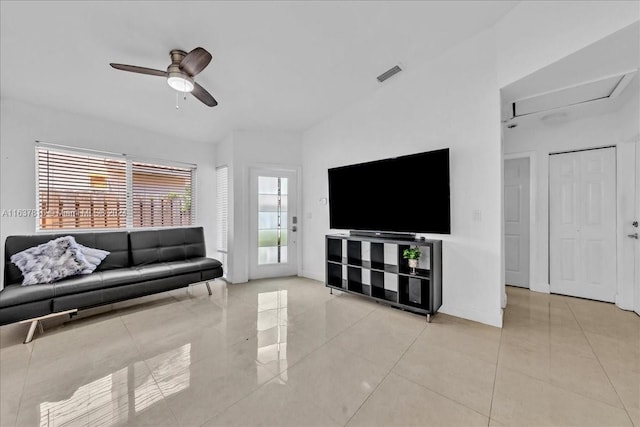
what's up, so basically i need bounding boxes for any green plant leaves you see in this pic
[402,246,421,259]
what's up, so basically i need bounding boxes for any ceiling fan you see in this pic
[110,47,218,107]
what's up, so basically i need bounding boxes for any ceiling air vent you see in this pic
[377,65,402,83]
[511,71,636,118]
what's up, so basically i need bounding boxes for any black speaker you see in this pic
[408,278,422,304]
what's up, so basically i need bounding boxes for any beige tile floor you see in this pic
[1,278,638,427]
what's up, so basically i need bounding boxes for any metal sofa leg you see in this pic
[19,309,78,344]
[24,320,39,344]
[187,282,212,296]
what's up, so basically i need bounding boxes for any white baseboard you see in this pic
[439,304,503,328]
[301,269,324,282]
[529,282,550,294]
[615,297,634,311]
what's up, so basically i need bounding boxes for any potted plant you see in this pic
[403,246,421,274]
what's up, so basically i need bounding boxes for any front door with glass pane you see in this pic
[249,168,298,279]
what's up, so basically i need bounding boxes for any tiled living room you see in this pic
[1,1,639,426]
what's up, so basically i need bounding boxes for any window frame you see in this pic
[35,143,197,232]
[215,165,229,277]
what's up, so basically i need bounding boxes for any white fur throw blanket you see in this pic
[10,236,93,286]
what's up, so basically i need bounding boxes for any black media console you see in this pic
[325,233,442,321]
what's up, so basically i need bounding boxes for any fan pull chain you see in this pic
[176,91,180,110]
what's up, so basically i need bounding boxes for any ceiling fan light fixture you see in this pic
[167,73,194,93]
[110,47,217,106]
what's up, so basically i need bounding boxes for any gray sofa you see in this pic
[1,227,222,341]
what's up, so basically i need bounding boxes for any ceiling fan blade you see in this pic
[110,63,167,77]
[192,82,218,107]
[179,47,212,77]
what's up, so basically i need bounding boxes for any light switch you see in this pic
[473,210,482,221]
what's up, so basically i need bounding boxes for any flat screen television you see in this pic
[328,148,450,234]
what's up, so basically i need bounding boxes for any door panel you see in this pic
[585,182,603,225]
[561,182,576,224]
[585,239,603,284]
[504,158,530,287]
[559,238,577,281]
[505,187,520,221]
[549,147,616,302]
[505,235,520,272]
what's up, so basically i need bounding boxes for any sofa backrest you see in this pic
[129,227,206,266]
[4,231,130,286]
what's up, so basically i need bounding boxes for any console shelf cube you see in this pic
[325,234,442,321]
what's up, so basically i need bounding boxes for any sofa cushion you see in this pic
[99,269,142,288]
[4,231,129,286]
[135,264,173,282]
[165,257,222,276]
[42,259,218,299]
[52,268,143,297]
[129,227,206,266]
[51,273,105,297]
[73,232,129,272]
[0,283,55,308]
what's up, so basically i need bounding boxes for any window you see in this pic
[132,162,194,228]
[257,175,288,265]
[215,166,228,273]
[37,145,196,230]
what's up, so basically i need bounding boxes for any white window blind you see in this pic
[216,166,228,251]
[132,162,195,228]
[36,146,196,230]
[37,148,127,230]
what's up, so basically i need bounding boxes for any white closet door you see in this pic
[549,147,616,302]
[504,158,530,288]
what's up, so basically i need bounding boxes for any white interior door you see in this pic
[249,168,298,279]
[504,158,530,288]
[549,147,617,302]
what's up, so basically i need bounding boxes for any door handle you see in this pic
[628,233,639,239]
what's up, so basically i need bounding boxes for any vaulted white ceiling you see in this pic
[1,1,517,144]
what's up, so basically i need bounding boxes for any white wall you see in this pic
[215,130,302,283]
[494,2,638,316]
[496,1,640,87]
[504,89,640,308]
[300,2,639,328]
[0,98,217,288]
[301,30,504,327]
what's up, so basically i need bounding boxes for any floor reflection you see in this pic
[257,290,288,379]
[38,344,191,426]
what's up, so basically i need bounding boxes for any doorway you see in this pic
[504,157,531,288]
[249,167,299,279]
[549,147,617,302]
